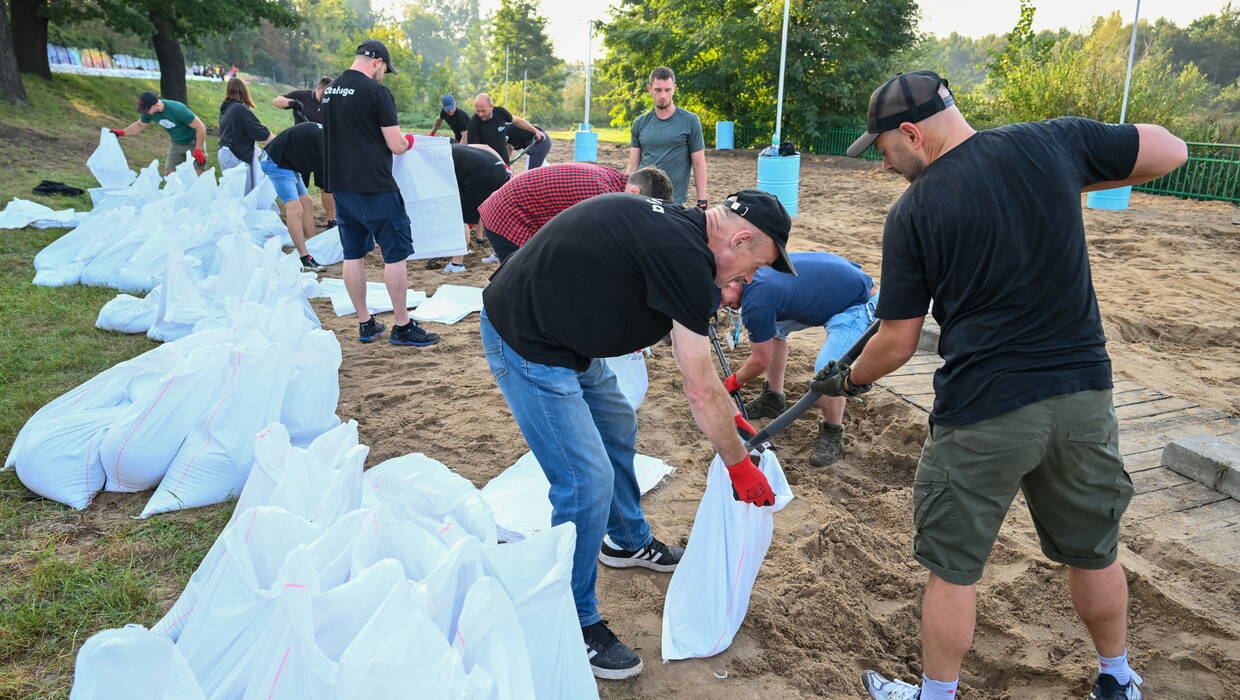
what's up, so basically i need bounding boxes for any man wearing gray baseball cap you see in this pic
[822,70,1188,700]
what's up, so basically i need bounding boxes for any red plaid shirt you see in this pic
[478,163,629,246]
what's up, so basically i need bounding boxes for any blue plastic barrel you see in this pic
[574,128,598,163]
[757,153,800,216]
[1085,185,1132,210]
[716,121,734,150]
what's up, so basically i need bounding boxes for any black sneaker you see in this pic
[810,421,845,467]
[390,321,439,347]
[745,381,786,418]
[598,536,684,573]
[582,620,643,680]
[300,255,324,272]
[358,318,386,343]
[1089,672,1143,699]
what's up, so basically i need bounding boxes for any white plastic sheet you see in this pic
[86,128,136,189]
[305,227,344,265]
[480,450,674,542]
[394,135,468,260]
[410,284,484,325]
[0,198,79,229]
[69,625,205,700]
[317,277,427,317]
[661,449,793,660]
[604,351,650,410]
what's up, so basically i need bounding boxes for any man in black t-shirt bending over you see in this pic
[815,72,1187,700]
[430,95,470,142]
[482,189,796,680]
[322,40,438,347]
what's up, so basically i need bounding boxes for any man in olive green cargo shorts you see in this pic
[807,71,1188,700]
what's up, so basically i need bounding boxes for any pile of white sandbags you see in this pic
[70,422,599,700]
[4,297,341,515]
[31,130,285,292]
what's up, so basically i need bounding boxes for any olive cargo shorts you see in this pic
[913,389,1134,585]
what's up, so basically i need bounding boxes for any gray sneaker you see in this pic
[810,421,845,466]
[745,381,786,418]
[861,671,921,699]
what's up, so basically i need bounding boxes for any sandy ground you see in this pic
[313,142,1240,698]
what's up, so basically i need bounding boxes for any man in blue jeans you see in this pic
[322,39,438,346]
[718,251,878,466]
[482,189,795,680]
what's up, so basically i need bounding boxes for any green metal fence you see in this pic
[728,125,1240,204]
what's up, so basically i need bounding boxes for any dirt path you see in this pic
[316,142,1240,698]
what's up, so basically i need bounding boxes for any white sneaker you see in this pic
[443,263,466,272]
[861,671,921,700]
[482,253,499,263]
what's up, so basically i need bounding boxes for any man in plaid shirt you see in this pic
[479,163,672,262]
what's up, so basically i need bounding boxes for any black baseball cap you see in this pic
[136,91,158,113]
[357,39,395,74]
[847,71,954,157]
[723,189,797,275]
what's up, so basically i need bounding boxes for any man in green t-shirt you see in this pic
[110,91,208,175]
[626,66,707,206]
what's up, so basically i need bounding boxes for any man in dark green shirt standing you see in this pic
[626,66,707,206]
[111,91,208,175]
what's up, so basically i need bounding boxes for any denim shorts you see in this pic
[259,153,308,203]
[334,190,413,263]
[772,293,878,373]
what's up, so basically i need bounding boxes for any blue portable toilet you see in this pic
[757,152,800,216]
[1085,186,1133,210]
[716,121,734,150]
[574,123,598,163]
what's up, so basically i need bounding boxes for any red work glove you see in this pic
[192,148,206,167]
[404,133,415,151]
[109,128,125,137]
[428,129,437,137]
[734,413,757,440]
[726,455,774,506]
[723,373,743,394]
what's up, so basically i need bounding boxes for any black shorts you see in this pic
[334,190,413,264]
[484,227,520,263]
[459,169,510,225]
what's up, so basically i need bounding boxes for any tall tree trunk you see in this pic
[10,0,50,80]
[150,13,187,103]
[0,0,28,104]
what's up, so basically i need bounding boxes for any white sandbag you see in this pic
[33,206,138,287]
[364,453,498,545]
[317,277,427,317]
[230,421,361,526]
[0,198,78,229]
[348,505,451,581]
[96,292,157,334]
[69,625,205,700]
[146,248,210,342]
[305,227,344,265]
[483,524,598,699]
[481,450,674,542]
[393,136,468,260]
[244,208,287,243]
[86,128,136,189]
[79,228,146,289]
[661,449,794,660]
[452,576,536,700]
[605,351,650,410]
[98,345,233,492]
[410,284,484,325]
[279,329,341,443]
[141,337,294,516]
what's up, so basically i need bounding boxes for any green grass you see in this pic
[547,125,632,144]
[0,72,272,697]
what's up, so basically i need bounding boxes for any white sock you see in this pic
[920,674,958,700]
[1099,650,1132,686]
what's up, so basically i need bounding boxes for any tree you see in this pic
[1154,3,1240,87]
[0,0,28,104]
[484,0,566,121]
[599,0,917,140]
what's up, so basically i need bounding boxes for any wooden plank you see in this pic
[1142,498,1240,539]
[1111,388,1172,407]
[1115,397,1197,421]
[1111,379,1142,393]
[1130,467,1191,494]
[904,353,942,367]
[1118,407,1237,454]
[887,362,940,378]
[1179,520,1240,568]
[878,373,936,395]
[1128,481,1230,521]
[1122,447,1164,470]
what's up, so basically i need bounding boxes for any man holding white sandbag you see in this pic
[481,189,794,679]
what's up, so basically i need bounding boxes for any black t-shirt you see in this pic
[467,106,518,163]
[283,88,323,124]
[876,117,1139,426]
[451,143,506,184]
[321,69,400,193]
[266,122,324,183]
[484,193,719,370]
[439,108,470,140]
[506,123,541,150]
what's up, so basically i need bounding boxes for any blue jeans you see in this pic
[773,293,879,373]
[480,310,651,626]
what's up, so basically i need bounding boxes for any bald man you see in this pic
[466,92,550,168]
